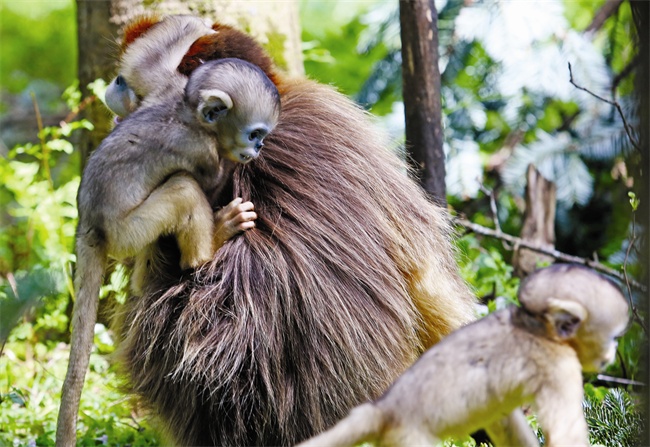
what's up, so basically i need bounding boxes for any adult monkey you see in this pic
[107,15,480,446]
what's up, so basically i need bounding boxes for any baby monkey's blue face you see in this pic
[187,59,281,164]
[105,74,140,121]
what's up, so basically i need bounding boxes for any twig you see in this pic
[30,92,54,189]
[455,217,647,293]
[596,374,645,387]
[62,95,96,124]
[621,214,647,333]
[479,184,503,234]
[568,62,640,151]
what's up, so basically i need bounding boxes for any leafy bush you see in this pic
[584,385,645,446]
[0,334,162,446]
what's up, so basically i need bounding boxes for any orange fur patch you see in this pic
[120,15,161,53]
[178,24,281,89]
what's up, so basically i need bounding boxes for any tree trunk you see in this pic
[76,0,302,168]
[630,4,649,445]
[512,165,557,277]
[399,0,446,206]
[76,0,120,169]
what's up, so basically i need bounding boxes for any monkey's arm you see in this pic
[213,198,257,250]
[534,362,588,447]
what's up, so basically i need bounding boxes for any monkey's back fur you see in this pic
[113,78,476,446]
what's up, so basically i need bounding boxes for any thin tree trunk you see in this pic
[586,0,624,33]
[630,4,649,445]
[512,165,557,277]
[76,0,120,169]
[399,0,446,206]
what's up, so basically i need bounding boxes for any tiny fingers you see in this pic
[213,198,258,246]
[231,210,257,224]
[228,209,257,233]
[215,198,254,222]
[236,220,256,231]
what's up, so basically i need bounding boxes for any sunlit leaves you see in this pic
[446,139,483,199]
[502,130,594,206]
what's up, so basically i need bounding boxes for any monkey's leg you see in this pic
[111,173,215,270]
[485,410,540,447]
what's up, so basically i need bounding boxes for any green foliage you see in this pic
[457,234,520,309]
[0,267,66,344]
[584,386,645,446]
[0,337,162,446]
[301,0,398,115]
[0,84,160,444]
[0,96,88,342]
[0,1,77,94]
[604,322,645,382]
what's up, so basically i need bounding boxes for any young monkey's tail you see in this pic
[56,239,106,447]
[296,403,386,447]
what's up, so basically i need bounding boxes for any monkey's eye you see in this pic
[249,129,265,141]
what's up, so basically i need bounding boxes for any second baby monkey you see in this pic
[56,58,280,447]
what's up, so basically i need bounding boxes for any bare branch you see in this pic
[568,62,640,151]
[478,184,503,234]
[455,217,647,293]
[596,374,646,387]
[586,0,624,33]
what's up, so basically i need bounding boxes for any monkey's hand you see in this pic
[214,198,257,250]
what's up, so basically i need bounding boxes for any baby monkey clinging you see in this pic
[56,58,280,447]
[80,57,279,271]
[297,264,630,447]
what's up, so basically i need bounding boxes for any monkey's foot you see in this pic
[213,198,257,250]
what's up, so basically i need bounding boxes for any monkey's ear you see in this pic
[546,298,587,339]
[199,89,234,124]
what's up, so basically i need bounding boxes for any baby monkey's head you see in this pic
[185,58,281,164]
[518,264,630,372]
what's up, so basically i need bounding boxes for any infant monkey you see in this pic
[298,264,629,447]
[56,58,280,447]
[81,57,279,271]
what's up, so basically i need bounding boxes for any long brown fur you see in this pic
[111,19,476,446]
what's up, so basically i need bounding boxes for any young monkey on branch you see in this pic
[297,264,630,447]
[55,58,280,447]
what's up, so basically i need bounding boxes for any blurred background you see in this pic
[0,0,646,445]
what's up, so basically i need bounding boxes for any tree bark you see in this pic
[512,165,557,277]
[629,4,649,445]
[76,0,120,169]
[399,0,446,207]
